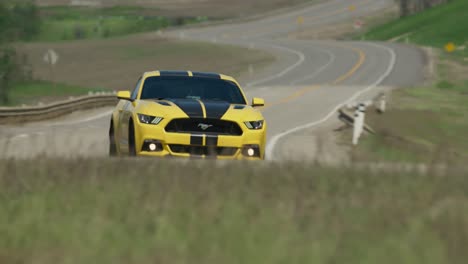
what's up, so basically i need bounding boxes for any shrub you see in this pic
[0,1,41,42]
[0,47,21,104]
[436,80,455,89]
[73,24,86,39]
[0,1,39,104]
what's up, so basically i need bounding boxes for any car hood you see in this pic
[136,98,264,121]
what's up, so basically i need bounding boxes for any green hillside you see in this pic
[363,0,468,53]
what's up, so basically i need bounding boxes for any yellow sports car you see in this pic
[109,70,267,159]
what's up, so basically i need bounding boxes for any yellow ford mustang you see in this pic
[109,70,267,159]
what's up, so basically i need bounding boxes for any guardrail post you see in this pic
[377,94,386,113]
[353,103,366,145]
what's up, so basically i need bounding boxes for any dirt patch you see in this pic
[438,59,468,83]
[275,118,351,165]
[16,34,274,90]
[349,109,442,162]
[37,0,319,18]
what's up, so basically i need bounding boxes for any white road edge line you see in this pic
[245,45,333,99]
[246,42,306,87]
[290,47,335,85]
[10,133,29,140]
[265,42,397,160]
[44,110,113,127]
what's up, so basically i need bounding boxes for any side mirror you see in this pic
[252,97,265,107]
[117,91,132,101]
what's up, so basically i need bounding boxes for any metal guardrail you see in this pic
[337,93,386,145]
[338,108,376,133]
[0,93,118,124]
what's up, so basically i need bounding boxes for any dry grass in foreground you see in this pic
[1,158,467,264]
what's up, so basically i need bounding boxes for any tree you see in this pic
[0,3,10,44]
[0,48,17,104]
[11,2,41,41]
[0,1,40,104]
[399,0,449,18]
[399,0,410,17]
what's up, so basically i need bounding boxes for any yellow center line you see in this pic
[261,43,366,111]
[331,45,366,85]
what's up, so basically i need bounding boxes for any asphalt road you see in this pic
[0,0,426,160]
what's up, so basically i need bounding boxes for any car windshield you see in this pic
[140,76,246,104]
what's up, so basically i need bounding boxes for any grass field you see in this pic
[4,80,101,106]
[361,0,468,59]
[0,158,467,264]
[12,37,274,105]
[36,6,208,42]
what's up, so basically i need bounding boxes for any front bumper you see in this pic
[134,121,266,160]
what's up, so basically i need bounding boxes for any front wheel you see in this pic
[128,120,137,156]
[109,121,117,157]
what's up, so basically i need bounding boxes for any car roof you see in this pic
[142,70,239,85]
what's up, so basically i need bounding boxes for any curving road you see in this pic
[0,0,426,160]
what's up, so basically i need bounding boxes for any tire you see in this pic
[109,120,117,157]
[128,119,137,156]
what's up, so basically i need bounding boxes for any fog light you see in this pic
[241,145,260,158]
[142,140,163,152]
[247,148,255,157]
[149,143,157,151]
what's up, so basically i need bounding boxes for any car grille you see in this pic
[165,118,243,136]
[169,144,238,156]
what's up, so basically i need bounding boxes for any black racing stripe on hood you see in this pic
[205,135,218,146]
[159,71,189,76]
[192,72,221,79]
[172,99,204,118]
[202,101,231,119]
[157,101,171,106]
[206,135,219,159]
[190,134,203,146]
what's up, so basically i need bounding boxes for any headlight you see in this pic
[244,120,264,130]
[137,114,164,125]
